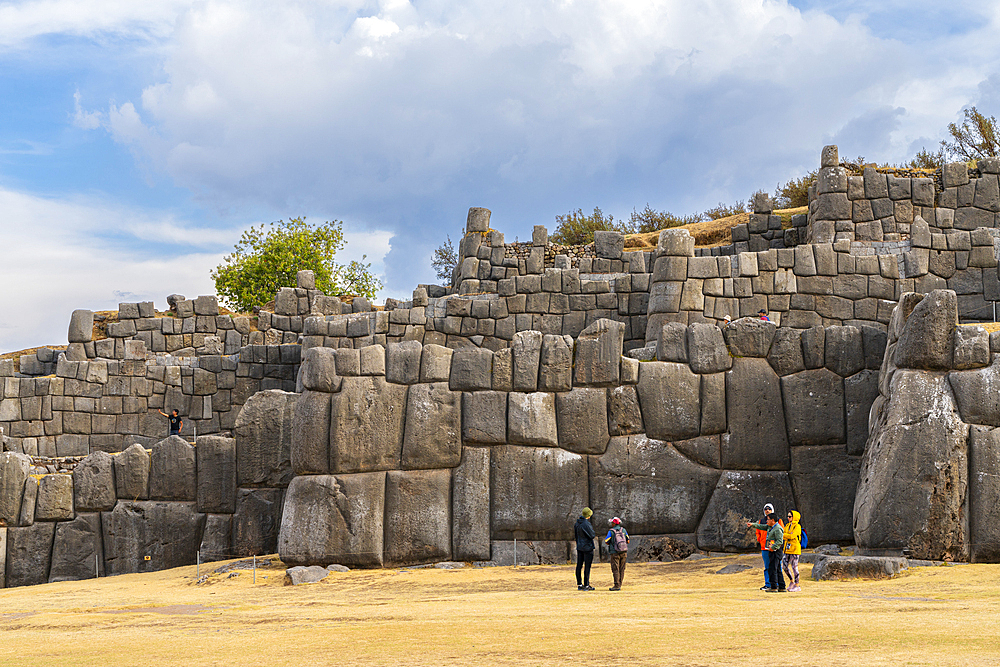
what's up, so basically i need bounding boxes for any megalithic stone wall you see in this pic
[277,316,881,569]
[856,288,1000,562]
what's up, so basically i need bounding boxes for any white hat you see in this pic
[763,503,774,513]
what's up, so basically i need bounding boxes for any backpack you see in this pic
[800,527,808,550]
[612,527,628,553]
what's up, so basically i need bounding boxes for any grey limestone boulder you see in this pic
[200,514,232,562]
[538,334,573,392]
[384,469,452,566]
[695,471,796,551]
[657,228,695,257]
[855,371,969,561]
[102,501,206,575]
[589,435,720,535]
[452,447,491,561]
[49,513,103,582]
[673,434,721,469]
[0,452,30,525]
[687,323,731,373]
[402,382,461,469]
[767,327,805,376]
[969,427,1000,561]
[845,370,879,454]
[723,318,776,358]
[700,373,727,435]
[68,310,94,343]
[149,435,197,501]
[811,555,907,580]
[300,347,341,393]
[5,522,55,587]
[461,391,507,444]
[291,390,331,474]
[953,325,990,370]
[232,488,282,557]
[893,290,958,370]
[420,344,453,383]
[801,326,825,369]
[35,474,74,521]
[781,368,845,445]
[385,340,423,385]
[574,319,624,387]
[637,362,700,441]
[511,330,542,391]
[360,344,386,376]
[657,321,688,363]
[949,354,1000,426]
[196,435,237,513]
[607,385,644,436]
[235,389,297,487]
[278,472,385,567]
[825,326,864,377]
[491,446,588,540]
[555,388,610,455]
[285,565,329,585]
[594,230,624,259]
[73,450,116,512]
[508,392,558,447]
[723,358,789,469]
[114,443,150,500]
[329,376,407,473]
[449,347,494,391]
[790,445,861,544]
[19,477,37,527]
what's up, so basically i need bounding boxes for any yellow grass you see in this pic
[1,554,999,666]
[625,206,808,249]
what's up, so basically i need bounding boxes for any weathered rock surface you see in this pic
[723,318,776,357]
[723,359,789,469]
[285,565,329,585]
[196,436,237,513]
[290,390,331,474]
[696,471,796,551]
[35,475,74,521]
[402,382,461,469]
[507,392,558,447]
[491,446,587,540]
[969,427,1000,562]
[790,445,861,544]
[637,362,701,441]
[49,513,103,582]
[452,447,491,561]
[589,436,720,534]
[893,290,957,370]
[199,514,232,562]
[384,469,451,565]
[574,319,624,386]
[232,488,283,557]
[811,555,907,580]
[5,522,55,587]
[607,385,644,436]
[329,376,407,473]
[235,390,297,487]
[845,370,879,455]
[102,501,205,575]
[949,355,1000,426]
[0,452,30,525]
[555,388,610,455]
[114,443,150,500]
[781,368,845,445]
[149,435,197,501]
[461,391,507,444]
[73,451,116,512]
[278,473,385,567]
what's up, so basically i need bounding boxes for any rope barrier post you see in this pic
[513,538,516,567]
[253,554,256,584]
[197,550,200,578]
[96,553,99,579]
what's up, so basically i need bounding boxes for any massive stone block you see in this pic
[450,347,494,391]
[695,471,796,551]
[969,427,1000,562]
[35,474,74,521]
[235,389,297,487]
[687,323,731,373]
[232,488,283,557]
[384,469,451,566]
[196,435,237,513]
[556,388,610,455]
[790,446,861,544]
[589,435,720,535]
[452,447,491,561]
[507,392,558,447]
[700,373,727,435]
[607,385,644,436]
[461,391,507,444]
[5,522,55,587]
[385,340,423,384]
[781,368,845,445]
[723,358,789,469]
[290,390,331,474]
[402,382,462,469]
[278,472,385,567]
[845,370,879,455]
[199,514,232,562]
[329,376,407,474]
[636,362,701,441]
[68,309,94,343]
[893,290,958,370]
[300,347,341,393]
[19,477,37,527]
[101,501,206,575]
[538,334,573,392]
[0,452,30,525]
[723,318,776,357]
[949,355,1000,427]
[511,330,543,391]
[49,513,104,582]
[114,443,150,500]
[73,451,116,512]
[0,528,6,588]
[149,435,197,501]
[855,371,969,561]
[573,319,624,387]
[491,446,588,540]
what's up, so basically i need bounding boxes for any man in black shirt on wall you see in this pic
[158,408,183,437]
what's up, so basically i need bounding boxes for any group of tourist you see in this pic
[571,502,804,593]
[746,502,803,592]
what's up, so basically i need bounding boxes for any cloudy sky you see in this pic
[1,0,999,352]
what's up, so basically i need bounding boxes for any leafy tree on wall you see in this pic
[212,217,382,312]
[431,235,458,283]
[941,106,1000,161]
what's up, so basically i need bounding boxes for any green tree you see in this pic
[432,235,458,283]
[550,206,625,245]
[212,217,381,312]
[627,204,702,233]
[773,171,817,209]
[941,106,1000,161]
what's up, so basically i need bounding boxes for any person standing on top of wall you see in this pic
[782,510,803,592]
[158,408,182,437]
[574,507,596,591]
[605,517,630,591]
[758,309,770,322]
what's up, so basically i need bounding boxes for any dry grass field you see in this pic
[1,554,998,666]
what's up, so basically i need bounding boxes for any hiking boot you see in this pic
[777,588,788,593]
[578,585,584,590]
[609,586,621,591]
[583,585,595,591]
[759,586,769,591]
[765,588,777,593]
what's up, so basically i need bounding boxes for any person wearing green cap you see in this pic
[574,508,596,591]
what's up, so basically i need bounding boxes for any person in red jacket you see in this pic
[754,503,783,590]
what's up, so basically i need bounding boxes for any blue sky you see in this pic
[1,0,999,352]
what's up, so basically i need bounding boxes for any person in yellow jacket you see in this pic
[782,510,802,591]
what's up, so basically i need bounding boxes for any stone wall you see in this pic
[276,316,878,568]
